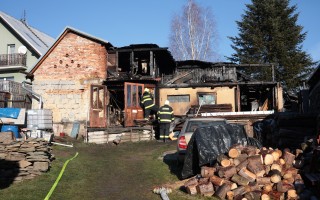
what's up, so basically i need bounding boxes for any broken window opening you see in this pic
[197,93,216,105]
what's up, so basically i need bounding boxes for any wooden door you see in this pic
[89,85,107,127]
[124,82,144,127]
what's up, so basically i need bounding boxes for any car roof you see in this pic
[186,117,226,122]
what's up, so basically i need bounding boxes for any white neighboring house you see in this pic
[0,11,54,82]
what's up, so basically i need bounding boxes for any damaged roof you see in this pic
[176,60,235,69]
[112,43,175,64]
[0,11,55,56]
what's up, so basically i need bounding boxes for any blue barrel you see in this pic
[1,125,20,138]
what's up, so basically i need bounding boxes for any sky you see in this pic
[1,0,319,62]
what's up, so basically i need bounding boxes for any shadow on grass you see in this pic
[0,159,19,189]
[162,151,183,180]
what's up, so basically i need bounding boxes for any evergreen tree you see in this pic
[228,0,314,91]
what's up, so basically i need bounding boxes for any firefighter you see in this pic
[140,88,157,120]
[158,100,174,142]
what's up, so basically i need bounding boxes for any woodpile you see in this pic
[0,137,52,186]
[183,144,306,199]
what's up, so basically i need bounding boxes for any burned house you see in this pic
[104,44,176,127]
[28,25,283,141]
[158,60,284,136]
[159,60,283,115]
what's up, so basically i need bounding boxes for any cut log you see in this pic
[256,177,271,186]
[276,180,294,193]
[245,182,261,193]
[271,150,282,161]
[247,156,265,177]
[261,193,271,200]
[217,166,237,179]
[217,154,231,166]
[283,167,298,179]
[287,189,298,199]
[264,164,271,175]
[279,158,285,165]
[196,182,214,196]
[184,177,198,187]
[283,173,292,180]
[238,168,256,182]
[198,177,209,185]
[226,191,234,200]
[233,154,248,166]
[230,182,237,190]
[214,183,231,199]
[238,153,249,162]
[201,166,216,178]
[283,151,295,167]
[232,185,247,197]
[270,163,282,173]
[242,146,257,156]
[270,173,282,184]
[263,184,274,193]
[186,184,198,195]
[264,154,274,165]
[228,147,241,158]
[283,177,295,184]
[244,191,262,200]
[247,155,263,165]
[231,174,250,186]
[209,175,225,186]
[269,190,285,200]
[236,159,248,172]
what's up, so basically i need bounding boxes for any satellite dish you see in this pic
[18,46,27,54]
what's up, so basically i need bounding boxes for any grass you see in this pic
[0,139,217,200]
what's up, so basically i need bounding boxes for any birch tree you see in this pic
[169,0,219,61]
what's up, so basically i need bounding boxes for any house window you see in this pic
[7,44,15,54]
[167,95,190,103]
[198,93,216,105]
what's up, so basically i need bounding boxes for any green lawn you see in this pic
[0,140,215,200]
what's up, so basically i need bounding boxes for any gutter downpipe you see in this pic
[22,81,43,109]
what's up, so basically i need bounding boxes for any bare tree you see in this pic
[169,0,219,61]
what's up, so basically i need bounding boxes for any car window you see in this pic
[185,120,226,132]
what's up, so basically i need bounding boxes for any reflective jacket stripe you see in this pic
[145,104,155,109]
[160,135,170,138]
[159,119,172,122]
[158,111,173,115]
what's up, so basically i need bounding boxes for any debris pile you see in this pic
[0,137,52,186]
[182,144,316,199]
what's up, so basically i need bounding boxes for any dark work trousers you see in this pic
[144,105,158,119]
[159,123,170,142]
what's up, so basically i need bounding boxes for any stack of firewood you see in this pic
[183,144,306,199]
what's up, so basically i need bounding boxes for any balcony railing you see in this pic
[0,53,27,69]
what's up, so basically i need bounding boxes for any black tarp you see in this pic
[181,123,262,179]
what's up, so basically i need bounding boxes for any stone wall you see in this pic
[0,137,52,186]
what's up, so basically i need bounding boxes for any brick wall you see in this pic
[32,32,108,136]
